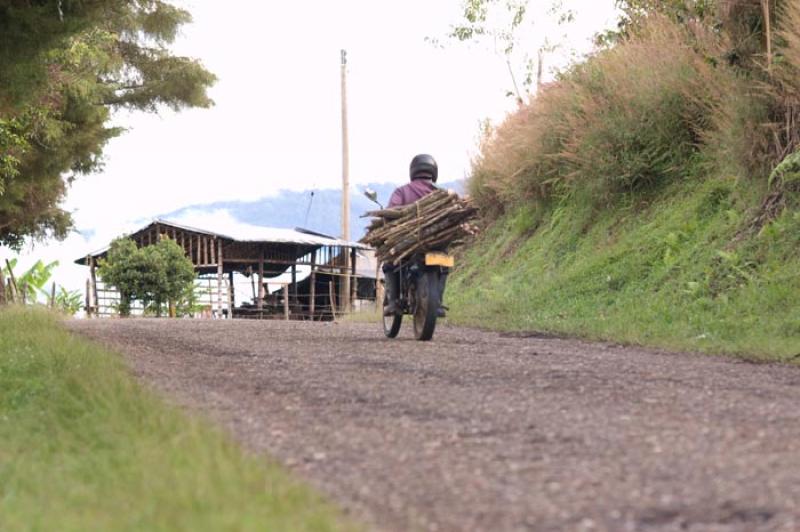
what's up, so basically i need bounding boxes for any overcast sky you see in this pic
[6,0,618,299]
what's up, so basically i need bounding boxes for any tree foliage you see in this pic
[0,1,216,250]
[98,237,195,317]
[441,0,575,101]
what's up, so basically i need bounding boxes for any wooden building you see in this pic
[75,219,370,319]
[290,248,381,319]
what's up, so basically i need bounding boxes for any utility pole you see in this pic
[340,49,351,313]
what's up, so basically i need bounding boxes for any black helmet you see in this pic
[409,154,438,182]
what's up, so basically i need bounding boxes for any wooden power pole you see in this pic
[340,49,351,313]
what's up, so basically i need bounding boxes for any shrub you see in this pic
[98,237,195,317]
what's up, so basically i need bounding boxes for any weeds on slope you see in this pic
[450,179,800,361]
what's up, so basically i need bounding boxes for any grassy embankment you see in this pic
[0,306,352,531]
[447,9,800,361]
[448,179,800,360]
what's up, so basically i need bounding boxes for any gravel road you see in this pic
[67,318,800,532]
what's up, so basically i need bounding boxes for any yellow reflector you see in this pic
[425,252,454,267]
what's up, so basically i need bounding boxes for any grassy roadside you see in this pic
[0,306,353,531]
[448,178,800,362]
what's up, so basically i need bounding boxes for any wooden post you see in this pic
[257,250,265,311]
[86,279,92,317]
[291,264,297,303]
[0,267,5,305]
[309,250,317,320]
[329,280,337,320]
[5,259,18,302]
[341,50,351,315]
[189,235,194,265]
[217,239,224,318]
[228,271,235,319]
[248,266,256,302]
[207,278,212,316]
[283,284,289,320]
[89,256,98,317]
[50,282,56,309]
[350,248,357,310]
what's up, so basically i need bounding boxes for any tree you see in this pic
[151,237,195,317]
[438,0,575,102]
[98,237,195,317]
[97,238,146,316]
[0,1,216,250]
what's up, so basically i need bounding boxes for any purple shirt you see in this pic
[388,179,437,208]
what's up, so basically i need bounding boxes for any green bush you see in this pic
[98,237,195,317]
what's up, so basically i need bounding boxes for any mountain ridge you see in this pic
[162,181,464,240]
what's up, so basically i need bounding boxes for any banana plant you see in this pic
[54,286,82,315]
[2,258,59,304]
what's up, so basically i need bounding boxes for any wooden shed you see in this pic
[289,248,381,319]
[75,219,370,319]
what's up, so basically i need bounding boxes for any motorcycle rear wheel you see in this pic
[413,270,439,341]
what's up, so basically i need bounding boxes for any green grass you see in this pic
[449,177,800,361]
[0,306,354,531]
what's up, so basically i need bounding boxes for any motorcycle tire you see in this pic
[383,294,402,338]
[413,270,439,341]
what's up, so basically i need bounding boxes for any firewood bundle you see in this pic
[360,189,479,265]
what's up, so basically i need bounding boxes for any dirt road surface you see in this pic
[67,318,800,532]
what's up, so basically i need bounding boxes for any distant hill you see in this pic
[162,181,465,240]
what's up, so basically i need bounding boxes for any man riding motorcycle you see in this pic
[383,154,448,318]
[387,154,438,209]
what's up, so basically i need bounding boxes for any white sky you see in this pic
[4,0,618,302]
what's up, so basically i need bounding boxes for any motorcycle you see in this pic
[382,251,452,341]
[364,188,452,341]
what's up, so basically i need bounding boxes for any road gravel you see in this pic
[67,318,800,532]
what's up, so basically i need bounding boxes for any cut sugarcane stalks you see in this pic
[360,189,479,264]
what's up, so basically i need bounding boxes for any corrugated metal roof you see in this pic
[75,218,370,265]
[149,218,368,248]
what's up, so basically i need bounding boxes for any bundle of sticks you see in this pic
[360,189,479,265]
